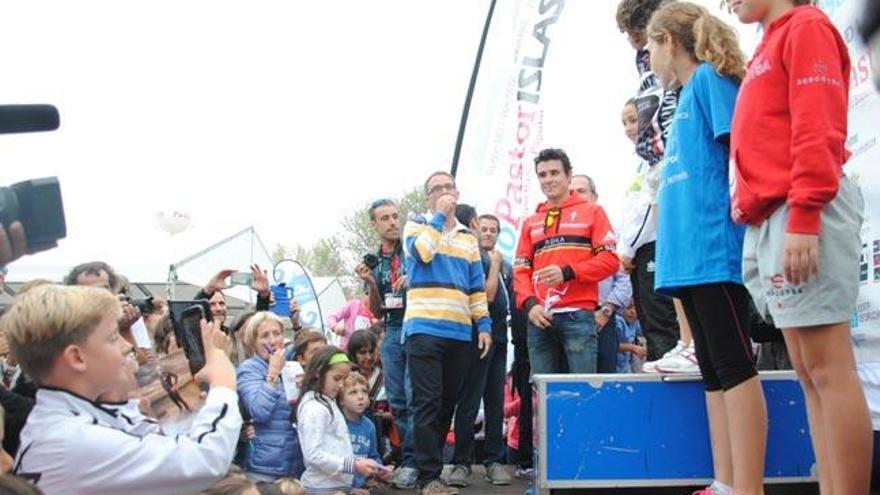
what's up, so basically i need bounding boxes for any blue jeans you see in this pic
[596,316,620,374]
[527,310,598,374]
[381,324,414,466]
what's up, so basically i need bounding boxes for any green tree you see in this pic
[274,187,426,299]
[270,243,287,264]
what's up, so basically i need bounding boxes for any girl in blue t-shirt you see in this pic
[647,3,767,495]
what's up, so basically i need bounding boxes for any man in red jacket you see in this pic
[513,148,620,374]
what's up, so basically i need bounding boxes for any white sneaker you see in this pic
[642,340,686,373]
[655,342,700,374]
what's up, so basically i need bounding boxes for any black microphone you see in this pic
[0,105,60,134]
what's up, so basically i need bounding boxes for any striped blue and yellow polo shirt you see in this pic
[402,211,491,342]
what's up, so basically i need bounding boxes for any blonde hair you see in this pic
[343,371,369,391]
[649,2,746,81]
[16,279,54,295]
[0,284,121,384]
[242,311,285,354]
[275,477,306,495]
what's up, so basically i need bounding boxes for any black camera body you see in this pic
[130,297,156,315]
[363,253,380,270]
[0,178,67,254]
[0,105,66,257]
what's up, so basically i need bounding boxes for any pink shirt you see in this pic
[327,299,376,350]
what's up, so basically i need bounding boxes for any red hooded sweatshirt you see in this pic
[513,191,619,313]
[730,6,851,234]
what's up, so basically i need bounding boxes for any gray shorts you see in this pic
[743,176,864,329]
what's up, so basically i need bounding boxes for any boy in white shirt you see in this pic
[3,284,242,495]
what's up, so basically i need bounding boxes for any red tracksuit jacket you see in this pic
[730,6,851,234]
[513,191,619,313]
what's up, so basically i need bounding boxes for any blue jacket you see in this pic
[237,356,304,477]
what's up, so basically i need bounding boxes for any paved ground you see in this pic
[376,465,529,495]
[374,466,820,494]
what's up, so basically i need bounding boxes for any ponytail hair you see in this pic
[648,2,746,81]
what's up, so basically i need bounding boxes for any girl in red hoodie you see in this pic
[729,0,872,493]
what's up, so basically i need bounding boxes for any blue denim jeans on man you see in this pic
[527,309,598,374]
[381,324,414,466]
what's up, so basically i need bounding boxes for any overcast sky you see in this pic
[0,0,758,282]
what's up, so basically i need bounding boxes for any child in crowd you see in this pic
[296,346,378,494]
[3,285,242,495]
[346,330,392,460]
[346,331,384,408]
[648,3,767,494]
[274,477,306,495]
[201,467,259,495]
[616,302,646,373]
[503,372,534,481]
[289,330,328,369]
[615,0,689,370]
[728,0,872,491]
[328,295,377,351]
[339,372,392,493]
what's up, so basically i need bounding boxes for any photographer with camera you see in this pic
[354,198,418,490]
[65,261,142,332]
[197,265,273,333]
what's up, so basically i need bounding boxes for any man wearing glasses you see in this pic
[402,171,492,495]
[355,198,418,489]
[513,149,620,375]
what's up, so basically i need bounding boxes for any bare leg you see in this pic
[706,390,734,487]
[783,331,833,495]
[785,323,871,495]
[723,376,767,495]
[673,298,693,345]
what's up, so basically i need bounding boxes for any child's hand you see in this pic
[634,344,647,360]
[377,463,394,481]
[332,321,346,335]
[783,233,819,285]
[354,458,378,477]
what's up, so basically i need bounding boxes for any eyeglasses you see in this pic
[427,183,456,195]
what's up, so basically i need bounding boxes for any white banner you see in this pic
[824,0,880,365]
[454,1,756,260]
[454,0,554,260]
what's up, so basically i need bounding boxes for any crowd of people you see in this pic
[0,0,877,494]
